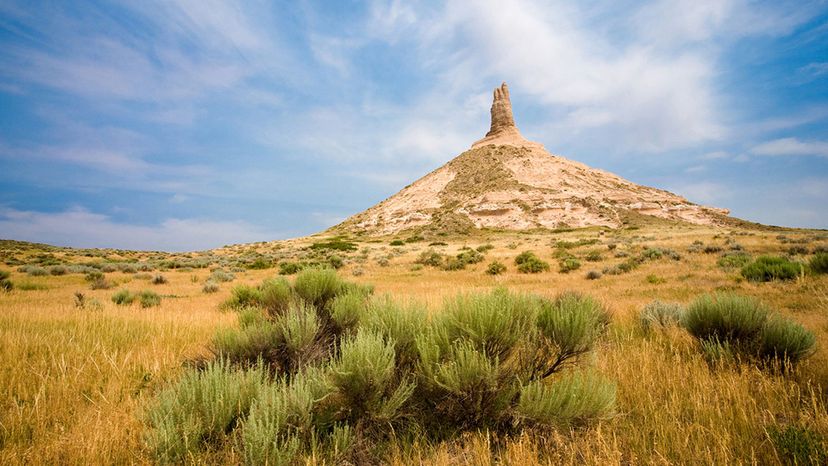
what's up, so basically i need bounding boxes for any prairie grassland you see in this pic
[1,225,827,464]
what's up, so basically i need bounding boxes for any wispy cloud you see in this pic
[751,138,828,157]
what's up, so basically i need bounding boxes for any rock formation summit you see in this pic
[337,82,730,236]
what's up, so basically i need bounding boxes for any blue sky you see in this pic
[0,0,827,251]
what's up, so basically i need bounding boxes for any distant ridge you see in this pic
[337,82,730,236]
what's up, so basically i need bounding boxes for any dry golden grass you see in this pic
[1,224,827,464]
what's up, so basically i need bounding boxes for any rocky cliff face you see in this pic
[336,83,730,236]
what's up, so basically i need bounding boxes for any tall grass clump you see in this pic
[144,361,265,463]
[740,256,803,282]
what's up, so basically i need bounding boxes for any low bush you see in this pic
[717,252,752,269]
[758,316,816,365]
[202,280,220,293]
[111,289,135,306]
[741,256,803,282]
[585,270,602,280]
[390,240,405,246]
[310,238,357,252]
[49,265,67,276]
[683,293,815,367]
[151,274,168,285]
[809,253,828,274]
[279,262,304,275]
[138,290,161,308]
[558,258,581,273]
[639,301,684,332]
[585,251,603,262]
[415,249,444,268]
[210,269,235,282]
[683,294,769,344]
[486,261,506,275]
[515,251,550,273]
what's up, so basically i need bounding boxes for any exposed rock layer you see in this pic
[336,83,730,235]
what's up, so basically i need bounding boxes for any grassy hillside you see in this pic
[1,223,827,464]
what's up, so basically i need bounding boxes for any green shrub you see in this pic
[717,252,752,269]
[809,253,828,274]
[138,290,161,308]
[585,251,603,262]
[558,258,581,273]
[768,425,827,466]
[741,256,803,282]
[330,330,412,423]
[327,255,344,269]
[456,249,484,265]
[758,316,816,365]
[639,301,684,332]
[294,268,343,308]
[441,257,466,271]
[415,249,444,267]
[517,371,616,427]
[535,292,610,376]
[49,265,67,276]
[151,274,168,285]
[247,258,272,270]
[111,289,135,306]
[26,266,47,276]
[683,293,769,344]
[259,277,293,315]
[279,262,304,275]
[212,322,282,368]
[390,240,405,246]
[476,244,495,253]
[362,297,427,369]
[276,303,322,372]
[441,289,538,361]
[209,269,235,282]
[202,280,220,293]
[242,371,333,465]
[329,290,367,334]
[486,261,506,275]
[310,238,357,252]
[225,285,263,310]
[144,361,265,463]
[515,251,550,273]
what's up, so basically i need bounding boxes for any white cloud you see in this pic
[751,138,828,157]
[666,181,729,205]
[0,207,282,251]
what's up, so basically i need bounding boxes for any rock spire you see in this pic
[471,82,541,150]
[486,82,516,136]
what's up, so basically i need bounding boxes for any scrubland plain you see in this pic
[1,223,827,464]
